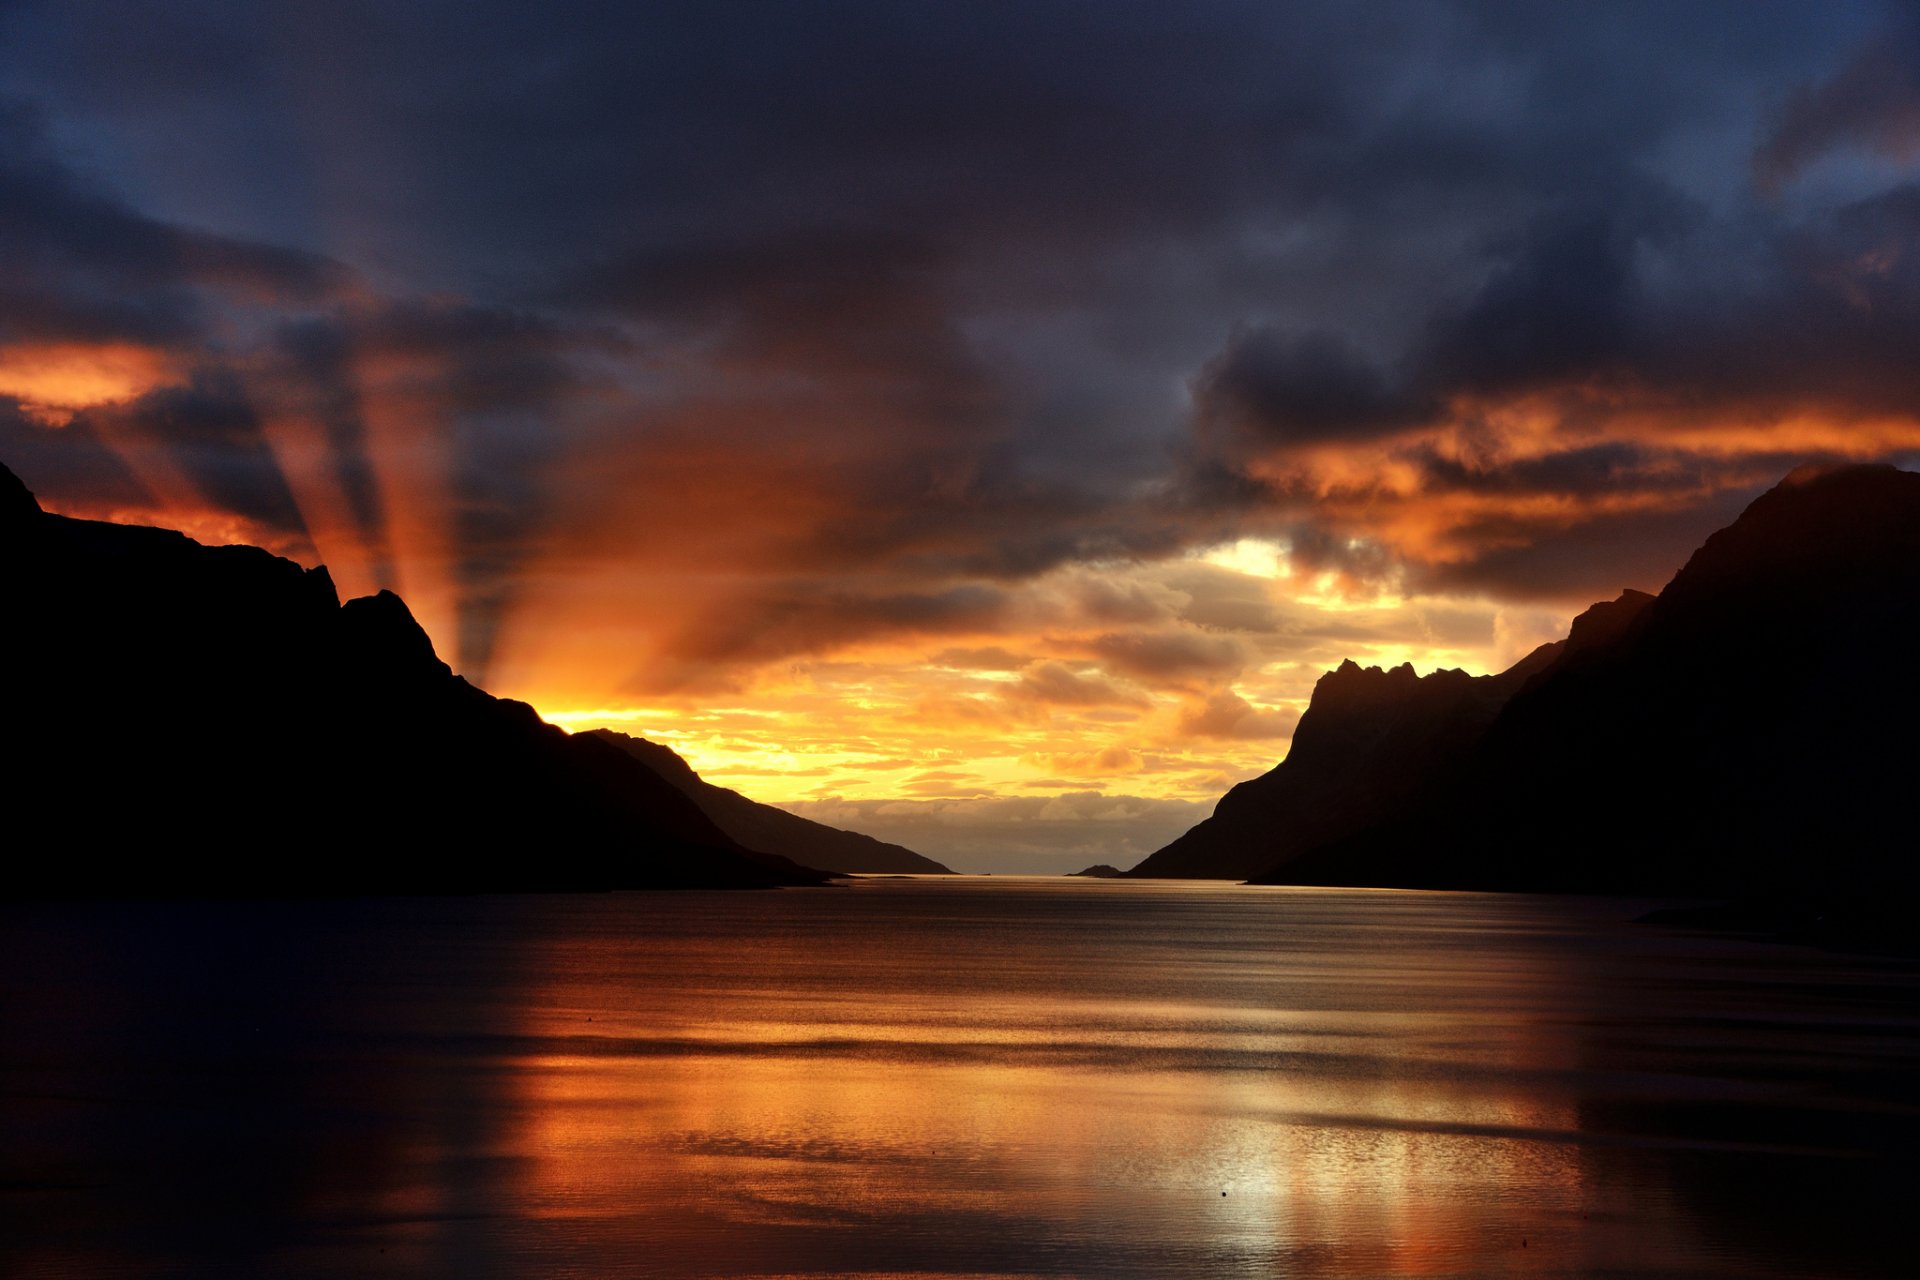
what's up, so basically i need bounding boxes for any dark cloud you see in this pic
[1412,483,1761,601]
[1072,578,1173,626]
[83,371,306,535]
[1419,202,1679,398]
[1013,663,1150,710]
[1089,631,1246,681]
[0,401,149,509]
[798,463,1196,584]
[1408,442,1707,497]
[1278,523,1402,590]
[1756,22,1920,190]
[1190,189,1700,456]
[3,0,1918,679]
[1162,564,1280,633]
[1194,326,1430,448]
[1179,63,1920,601]
[0,98,342,349]
[563,227,965,386]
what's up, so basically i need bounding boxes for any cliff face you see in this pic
[0,463,828,893]
[1125,638,1574,880]
[584,729,956,875]
[1254,464,1920,901]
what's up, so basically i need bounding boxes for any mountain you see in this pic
[1124,639,1573,880]
[583,729,955,874]
[1225,464,1919,908]
[1129,587,1653,881]
[0,462,829,893]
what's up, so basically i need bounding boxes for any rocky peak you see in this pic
[1280,659,1486,776]
[338,589,452,680]
[1309,658,1478,717]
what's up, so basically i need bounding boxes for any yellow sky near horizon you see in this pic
[505,537,1579,808]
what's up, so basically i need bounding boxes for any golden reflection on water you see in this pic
[488,880,1733,1277]
[8,881,1908,1279]
[511,1057,1606,1276]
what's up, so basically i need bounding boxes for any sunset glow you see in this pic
[9,7,1920,1280]
[5,1,1919,866]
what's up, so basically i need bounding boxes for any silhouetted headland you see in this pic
[1069,864,1125,878]
[1124,637,1577,881]
[584,729,954,874]
[1135,464,1920,946]
[1,462,830,894]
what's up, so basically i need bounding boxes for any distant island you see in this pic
[1129,464,1920,941]
[1069,864,1125,878]
[2,461,840,893]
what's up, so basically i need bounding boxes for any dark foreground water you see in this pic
[4,878,1918,1278]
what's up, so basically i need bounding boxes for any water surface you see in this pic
[4,878,1917,1277]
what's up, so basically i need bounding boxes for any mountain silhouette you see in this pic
[1124,643,1568,880]
[583,729,955,874]
[1,462,829,893]
[1140,464,1918,919]
[1128,587,1654,881]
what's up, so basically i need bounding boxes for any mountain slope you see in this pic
[1,462,828,893]
[1253,464,1920,902]
[584,730,955,874]
[1124,614,1604,880]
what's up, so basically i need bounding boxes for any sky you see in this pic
[4,1,1920,871]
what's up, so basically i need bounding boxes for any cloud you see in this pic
[1178,691,1299,741]
[1020,746,1143,776]
[1011,662,1149,709]
[1409,485,1761,600]
[1407,441,1702,498]
[0,98,342,350]
[656,582,1012,679]
[1181,170,1920,600]
[1195,326,1431,449]
[1071,576,1179,626]
[9,0,1920,863]
[0,399,149,509]
[83,370,306,535]
[1159,563,1280,632]
[0,341,175,426]
[929,645,1031,671]
[1088,630,1246,681]
[1756,24,1920,190]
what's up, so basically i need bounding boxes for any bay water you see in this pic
[4,877,1917,1277]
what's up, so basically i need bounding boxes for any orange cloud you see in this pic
[0,343,176,425]
[1178,690,1299,740]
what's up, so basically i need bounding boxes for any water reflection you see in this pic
[3,880,1917,1277]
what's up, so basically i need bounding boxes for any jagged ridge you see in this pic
[1247,464,1920,905]
[1124,633,1580,881]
